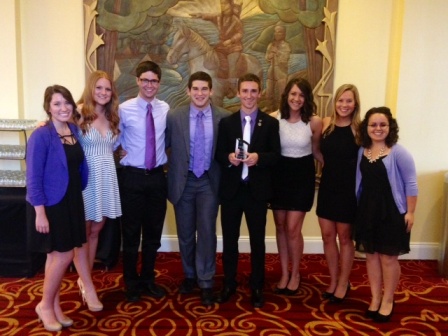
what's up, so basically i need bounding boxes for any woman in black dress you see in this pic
[316,84,361,302]
[26,85,101,331]
[355,107,417,322]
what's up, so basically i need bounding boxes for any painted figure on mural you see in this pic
[265,25,291,111]
[191,0,243,81]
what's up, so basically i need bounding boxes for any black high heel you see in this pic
[329,283,351,303]
[365,308,379,319]
[284,277,300,296]
[374,302,394,323]
[321,291,334,300]
[274,286,286,294]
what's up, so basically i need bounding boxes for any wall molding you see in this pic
[159,235,440,260]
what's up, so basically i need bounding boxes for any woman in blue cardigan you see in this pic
[354,107,418,323]
[26,85,102,331]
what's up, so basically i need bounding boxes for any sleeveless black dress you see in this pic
[28,142,86,253]
[354,155,410,256]
[316,125,358,223]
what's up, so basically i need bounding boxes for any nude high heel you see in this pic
[35,303,62,332]
[77,278,103,312]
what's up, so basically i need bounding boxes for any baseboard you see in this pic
[159,235,440,260]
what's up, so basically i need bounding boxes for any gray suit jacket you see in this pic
[165,104,231,205]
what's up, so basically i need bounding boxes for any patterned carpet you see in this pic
[1,253,448,335]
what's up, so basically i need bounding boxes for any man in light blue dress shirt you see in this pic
[117,61,169,302]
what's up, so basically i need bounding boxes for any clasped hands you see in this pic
[228,151,259,167]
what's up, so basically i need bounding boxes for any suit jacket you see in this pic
[165,104,231,205]
[26,122,88,206]
[215,109,281,201]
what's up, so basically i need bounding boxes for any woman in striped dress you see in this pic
[76,71,121,289]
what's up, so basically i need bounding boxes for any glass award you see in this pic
[235,138,248,159]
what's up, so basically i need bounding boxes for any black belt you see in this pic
[124,165,164,176]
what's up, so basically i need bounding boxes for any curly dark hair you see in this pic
[357,106,399,147]
[279,77,316,123]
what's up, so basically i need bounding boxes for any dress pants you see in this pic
[173,172,219,289]
[220,183,267,290]
[120,167,167,289]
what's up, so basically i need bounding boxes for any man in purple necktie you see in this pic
[165,71,230,306]
[117,61,169,302]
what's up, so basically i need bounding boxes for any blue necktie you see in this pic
[193,111,205,177]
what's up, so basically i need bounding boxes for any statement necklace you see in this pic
[367,146,386,163]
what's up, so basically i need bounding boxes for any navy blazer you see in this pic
[215,110,281,201]
[26,122,88,206]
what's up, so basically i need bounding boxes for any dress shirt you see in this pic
[189,103,213,172]
[117,95,169,168]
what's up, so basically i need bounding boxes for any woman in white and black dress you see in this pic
[269,78,323,295]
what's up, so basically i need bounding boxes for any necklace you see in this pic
[367,146,386,163]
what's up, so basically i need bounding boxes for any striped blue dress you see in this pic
[78,127,121,222]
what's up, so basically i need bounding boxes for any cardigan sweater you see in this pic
[355,143,418,214]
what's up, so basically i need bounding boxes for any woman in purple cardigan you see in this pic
[26,85,102,332]
[354,107,418,323]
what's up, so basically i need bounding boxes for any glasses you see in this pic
[139,78,160,85]
[368,123,389,129]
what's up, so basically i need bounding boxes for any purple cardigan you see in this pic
[26,122,88,206]
[355,143,418,214]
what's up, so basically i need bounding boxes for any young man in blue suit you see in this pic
[165,71,231,306]
[215,73,281,308]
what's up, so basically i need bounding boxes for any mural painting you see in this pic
[83,0,338,115]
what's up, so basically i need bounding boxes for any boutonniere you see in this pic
[258,119,262,127]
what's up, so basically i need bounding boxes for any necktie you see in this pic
[241,115,251,180]
[145,103,156,170]
[193,111,205,177]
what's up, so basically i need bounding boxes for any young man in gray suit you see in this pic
[165,71,231,306]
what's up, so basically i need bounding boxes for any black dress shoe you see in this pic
[200,288,214,306]
[322,291,334,300]
[365,309,379,319]
[125,288,141,302]
[216,287,236,303]
[179,278,197,294]
[374,303,394,323]
[141,282,166,298]
[251,289,265,308]
[329,283,351,303]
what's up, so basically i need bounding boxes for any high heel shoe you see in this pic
[329,283,351,303]
[274,286,286,294]
[77,278,103,312]
[35,304,62,332]
[374,302,394,323]
[365,308,379,319]
[284,278,300,296]
[57,316,74,327]
[322,291,334,300]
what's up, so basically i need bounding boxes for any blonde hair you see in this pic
[323,84,361,138]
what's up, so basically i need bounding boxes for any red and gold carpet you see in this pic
[1,253,448,335]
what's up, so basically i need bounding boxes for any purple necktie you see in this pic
[193,111,205,177]
[145,103,156,170]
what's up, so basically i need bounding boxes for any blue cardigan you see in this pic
[355,143,418,214]
[26,122,88,206]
